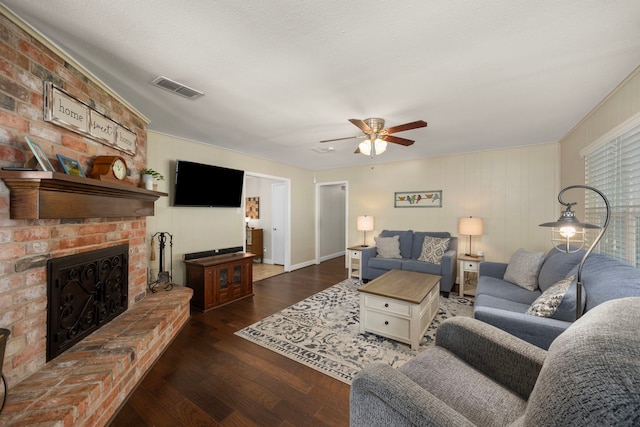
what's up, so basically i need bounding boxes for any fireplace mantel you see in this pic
[0,170,167,219]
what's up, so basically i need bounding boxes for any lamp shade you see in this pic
[357,215,374,231]
[458,217,483,236]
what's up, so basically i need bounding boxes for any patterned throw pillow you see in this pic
[526,275,576,317]
[375,235,402,258]
[503,248,545,291]
[418,236,450,265]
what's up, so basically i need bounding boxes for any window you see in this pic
[584,123,640,267]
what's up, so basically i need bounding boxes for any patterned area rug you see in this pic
[235,278,474,384]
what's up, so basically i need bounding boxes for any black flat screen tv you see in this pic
[173,160,244,207]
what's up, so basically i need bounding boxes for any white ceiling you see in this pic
[3,1,640,170]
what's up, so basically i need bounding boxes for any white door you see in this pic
[272,182,286,265]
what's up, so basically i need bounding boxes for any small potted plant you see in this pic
[141,168,164,190]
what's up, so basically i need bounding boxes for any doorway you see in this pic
[315,181,348,263]
[244,173,291,272]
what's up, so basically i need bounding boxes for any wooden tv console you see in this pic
[184,252,255,312]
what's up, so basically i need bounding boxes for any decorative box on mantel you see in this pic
[0,170,167,219]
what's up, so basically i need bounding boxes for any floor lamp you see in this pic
[458,217,483,257]
[357,215,374,247]
[539,185,611,319]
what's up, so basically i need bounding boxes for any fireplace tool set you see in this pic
[149,232,173,293]
[0,328,8,413]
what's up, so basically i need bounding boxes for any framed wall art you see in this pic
[43,83,89,134]
[115,126,137,155]
[89,110,117,145]
[246,197,260,219]
[394,190,442,208]
[43,82,137,156]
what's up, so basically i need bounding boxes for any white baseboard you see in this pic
[319,251,345,263]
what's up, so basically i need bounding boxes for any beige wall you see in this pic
[317,143,559,263]
[146,131,316,284]
[559,66,640,219]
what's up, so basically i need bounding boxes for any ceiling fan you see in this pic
[321,118,428,156]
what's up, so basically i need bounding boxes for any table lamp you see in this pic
[357,215,374,247]
[458,217,483,257]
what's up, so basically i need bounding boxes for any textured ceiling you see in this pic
[3,0,640,170]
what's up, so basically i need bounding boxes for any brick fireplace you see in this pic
[0,9,191,424]
[0,9,192,426]
[0,9,152,387]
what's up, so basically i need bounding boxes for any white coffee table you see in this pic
[358,269,441,350]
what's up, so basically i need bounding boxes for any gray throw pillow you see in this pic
[526,275,575,317]
[503,248,545,291]
[417,236,450,265]
[375,235,402,258]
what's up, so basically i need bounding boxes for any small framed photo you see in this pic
[56,154,86,177]
[25,136,55,171]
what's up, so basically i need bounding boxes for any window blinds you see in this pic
[585,124,640,267]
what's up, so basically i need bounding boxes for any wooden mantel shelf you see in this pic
[0,171,168,219]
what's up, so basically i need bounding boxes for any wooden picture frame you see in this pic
[246,197,260,219]
[56,154,86,177]
[115,126,137,155]
[25,136,55,171]
[89,110,117,145]
[43,82,137,156]
[394,190,442,208]
[44,82,90,134]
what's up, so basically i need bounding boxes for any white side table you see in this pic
[347,246,364,282]
[458,254,484,297]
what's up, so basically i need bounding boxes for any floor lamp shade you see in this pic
[357,215,374,246]
[458,217,483,256]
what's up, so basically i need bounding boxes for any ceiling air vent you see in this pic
[311,146,335,154]
[149,76,204,100]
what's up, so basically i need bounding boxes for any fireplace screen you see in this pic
[47,244,129,361]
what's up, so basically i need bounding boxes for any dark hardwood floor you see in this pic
[110,256,351,427]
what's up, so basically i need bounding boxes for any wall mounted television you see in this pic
[173,160,245,207]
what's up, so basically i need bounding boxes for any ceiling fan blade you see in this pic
[384,120,428,134]
[320,136,359,143]
[354,147,361,154]
[349,119,373,134]
[320,135,367,143]
[383,135,415,146]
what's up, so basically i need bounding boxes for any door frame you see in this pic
[271,181,287,266]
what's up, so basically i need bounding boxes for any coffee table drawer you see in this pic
[364,295,410,316]
[364,311,410,341]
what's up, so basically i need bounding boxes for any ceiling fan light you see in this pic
[374,138,387,154]
[358,140,372,156]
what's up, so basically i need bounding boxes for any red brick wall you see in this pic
[0,12,151,387]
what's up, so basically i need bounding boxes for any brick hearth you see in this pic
[0,286,192,426]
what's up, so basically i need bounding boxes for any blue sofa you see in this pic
[474,249,640,349]
[360,230,458,294]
